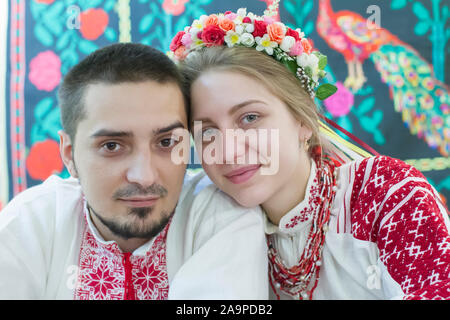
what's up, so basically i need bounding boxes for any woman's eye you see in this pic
[102,142,121,152]
[202,128,220,140]
[241,114,259,125]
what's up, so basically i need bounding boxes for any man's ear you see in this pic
[58,130,78,178]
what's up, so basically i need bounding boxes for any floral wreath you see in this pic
[168,1,337,100]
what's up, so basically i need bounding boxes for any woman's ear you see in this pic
[58,130,78,178]
[298,123,313,143]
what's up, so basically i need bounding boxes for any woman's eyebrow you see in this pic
[228,99,267,116]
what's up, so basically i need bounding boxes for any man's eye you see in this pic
[102,142,121,152]
[159,138,176,148]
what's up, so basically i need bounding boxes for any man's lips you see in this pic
[224,164,261,184]
[117,196,160,207]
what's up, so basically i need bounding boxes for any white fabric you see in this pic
[0,171,268,300]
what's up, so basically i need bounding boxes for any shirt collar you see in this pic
[263,160,317,236]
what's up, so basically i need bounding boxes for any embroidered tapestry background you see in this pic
[1,0,449,210]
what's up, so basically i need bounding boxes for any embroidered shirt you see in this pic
[265,156,450,300]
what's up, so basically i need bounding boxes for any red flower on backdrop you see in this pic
[162,0,189,16]
[34,0,55,4]
[26,140,64,181]
[201,25,225,47]
[80,8,109,40]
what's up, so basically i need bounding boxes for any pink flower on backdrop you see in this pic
[162,0,189,16]
[323,82,354,117]
[34,0,55,4]
[28,50,61,92]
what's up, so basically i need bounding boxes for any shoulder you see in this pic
[341,156,448,241]
[177,170,264,233]
[0,175,83,232]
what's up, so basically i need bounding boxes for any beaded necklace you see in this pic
[267,148,338,300]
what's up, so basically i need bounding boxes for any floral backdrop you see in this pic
[1,0,449,210]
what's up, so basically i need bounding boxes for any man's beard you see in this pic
[88,204,174,240]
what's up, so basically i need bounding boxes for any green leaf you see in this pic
[391,0,408,10]
[284,0,296,15]
[412,2,431,20]
[316,83,338,100]
[78,40,98,55]
[56,32,71,51]
[139,14,155,34]
[414,21,430,35]
[356,96,375,116]
[104,27,117,42]
[303,21,314,37]
[282,59,298,75]
[318,54,327,70]
[34,24,54,46]
[34,97,54,120]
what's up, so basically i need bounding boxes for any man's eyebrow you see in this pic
[153,121,186,135]
[90,129,133,138]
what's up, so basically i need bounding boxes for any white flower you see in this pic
[245,23,255,33]
[199,15,208,24]
[190,19,204,35]
[295,28,305,39]
[237,8,247,17]
[255,34,278,55]
[235,24,245,35]
[280,36,295,53]
[240,33,255,47]
[297,53,318,69]
[225,31,241,47]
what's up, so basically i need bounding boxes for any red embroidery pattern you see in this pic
[284,166,322,230]
[74,218,170,300]
[350,156,450,299]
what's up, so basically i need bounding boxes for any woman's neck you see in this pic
[262,154,312,226]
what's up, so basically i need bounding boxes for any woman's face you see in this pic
[191,70,312,208]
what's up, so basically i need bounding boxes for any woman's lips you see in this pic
[118,197,160,208]
[224,164,261,184]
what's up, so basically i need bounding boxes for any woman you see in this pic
[169,6,450,299]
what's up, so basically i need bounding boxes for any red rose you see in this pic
[201,25,225,47]
[80,8,109,40]
[286,28,301,41]
[26,140,63,181]
[170,31,185,51]
[242,17,252,23]
[252,20,268,38]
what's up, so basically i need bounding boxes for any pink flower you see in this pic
[162,0,189,16]
[28,50,61,92]
[181,33,192,47]
[225,12,237,21]
[323,82,354,117]
[289,41,304,56]
[170,31,185,51]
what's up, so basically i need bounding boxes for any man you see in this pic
[0,43,268,299]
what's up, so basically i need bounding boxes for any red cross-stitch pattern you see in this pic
[74,220,170,300]
[350,156,450,299]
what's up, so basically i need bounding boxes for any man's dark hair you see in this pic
[58,43,187,142]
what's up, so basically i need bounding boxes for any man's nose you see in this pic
[126,151,158,188]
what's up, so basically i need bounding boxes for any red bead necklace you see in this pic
[267,148,338,300]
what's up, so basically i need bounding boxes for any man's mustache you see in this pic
[113,183,168,199]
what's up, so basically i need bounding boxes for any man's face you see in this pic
[61,81,188,240]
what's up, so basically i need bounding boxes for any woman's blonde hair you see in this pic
[179,46,322,152]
